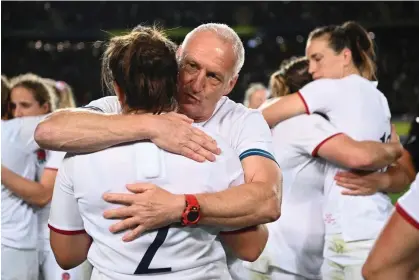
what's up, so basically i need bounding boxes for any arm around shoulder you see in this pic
[35,108,155,153]
[316,134,402,170]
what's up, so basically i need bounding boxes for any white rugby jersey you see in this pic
[1,116,45,249]
[396,172,419,230]
[298,74,393,242]
[48,128,244,280]
[84,96,276,164]
[37,151,66,251]
[244,113,340,279]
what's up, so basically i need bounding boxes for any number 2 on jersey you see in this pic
[134,226,172,274]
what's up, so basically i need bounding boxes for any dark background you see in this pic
[2,1,419,116]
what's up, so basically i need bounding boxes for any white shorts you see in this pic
[39,249,92,280]
[1,245,39,280]
[322,233,375,280]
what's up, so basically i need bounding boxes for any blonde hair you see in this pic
[10,73,57,112]
[243,83,267,107]
[269,57,312,97]
[44,78,76,109]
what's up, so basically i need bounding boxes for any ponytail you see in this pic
[269,71,290,97]
[270,57,312,97]
[342,21,376,80]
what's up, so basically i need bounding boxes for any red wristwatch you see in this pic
[181,194,201,226]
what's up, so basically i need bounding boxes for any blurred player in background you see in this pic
[2,73,91,280]
[262,21,412,279]
[44,78,77,109]
[241,57,402,280]
[243,83,269,109]
[1,75,45,280]
[48,25,268,280]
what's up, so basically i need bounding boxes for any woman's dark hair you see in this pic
[308,21,376,81]
[2,75,12,119]
[102,25,178,114]
[270,57,312,97]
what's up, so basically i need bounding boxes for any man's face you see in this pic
[177,31,238,122]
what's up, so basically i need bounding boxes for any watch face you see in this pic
[187,211,199,222]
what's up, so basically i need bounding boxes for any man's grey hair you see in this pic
[243,83,268,107]
[181,23,245,77]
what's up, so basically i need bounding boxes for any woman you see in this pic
[1,75,12,120]
[44,78,77,109]
[48,25,268,280]
[9,73,56,118]
[262,21,409,279]
[242,56,401,280]
[3,73,91,280]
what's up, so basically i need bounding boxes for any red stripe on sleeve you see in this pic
[312,133,344,157]
[396,203,419,230]
[297,91,310,114]
[48,224,86,235]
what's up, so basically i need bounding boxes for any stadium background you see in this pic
[2,1,418,200]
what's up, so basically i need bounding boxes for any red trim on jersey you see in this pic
[48,224,86,235]
[297,91,310,114]
[396,203,419,230]
[44,167,58,171]
[312,133,344,157]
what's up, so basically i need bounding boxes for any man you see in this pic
[35,23,281,240]
[243,83,269,109]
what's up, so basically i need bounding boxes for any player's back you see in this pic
[66,127,243,280]
[299,75,393,241]
[254,114,329,279]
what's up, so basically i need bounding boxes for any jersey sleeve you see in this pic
[45,151,66,170]
[297,79,339,115]
[18,115,47,152]
[292,114,343,157]
[227,153,245,188]
[235,110,277,164]
[395,173,419,230]
[82,96,122,114]
[48,157,85,234]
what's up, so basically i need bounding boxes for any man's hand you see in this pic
[150,113,220,162]
[102,183,184,242]
[335,170,389,196]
